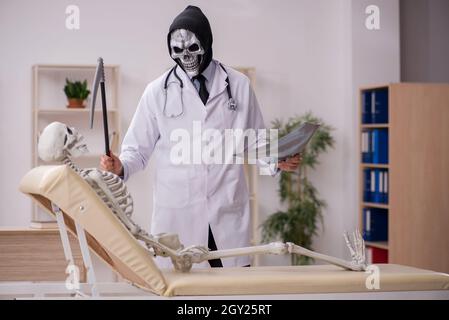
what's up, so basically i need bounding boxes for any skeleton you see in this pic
[38,122,367,272]
[170,29,205,77]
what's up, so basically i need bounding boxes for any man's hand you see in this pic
[278,154,302,172]
[100,152,123,176]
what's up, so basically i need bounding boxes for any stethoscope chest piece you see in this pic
[228,98,237,111]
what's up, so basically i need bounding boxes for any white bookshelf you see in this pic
[31,64,121,227]
[237,67,261,266]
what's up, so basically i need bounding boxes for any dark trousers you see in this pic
[207,225,251,268]
[208,225,223,267]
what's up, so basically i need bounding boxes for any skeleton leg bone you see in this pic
[173,232,367,272]
[186,242,288,263]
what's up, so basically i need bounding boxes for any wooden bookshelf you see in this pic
[361,163,389,169]
[362,202,389,210]
[365,241,389,250]
[359,83,449,273]
[361,124,389,129]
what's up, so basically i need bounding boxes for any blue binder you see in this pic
[382,170,389,203]
[362,131,372,163]
[363,208,388,241]
[372,89,388,124]
[372,129,388,164]
[363,169,372,202]
[372,169,389,204]
[372,130,378,163]
[362,91,372,124]
[373,169,382,203]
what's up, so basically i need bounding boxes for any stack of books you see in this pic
[362,88,388,124]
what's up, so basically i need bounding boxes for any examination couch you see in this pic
[3,165,448,299]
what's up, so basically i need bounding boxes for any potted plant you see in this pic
[261,112,334,265]
[64,78,90,108]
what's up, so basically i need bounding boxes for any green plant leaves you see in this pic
[261,112,334,265]
[63,78,91,99]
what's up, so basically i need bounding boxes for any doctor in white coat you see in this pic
[101,6,300,268]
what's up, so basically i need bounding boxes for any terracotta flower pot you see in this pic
[67,98,85,109]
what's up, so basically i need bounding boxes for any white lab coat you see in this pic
[120,60,270,268]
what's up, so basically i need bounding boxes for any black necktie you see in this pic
[193,74,209,105]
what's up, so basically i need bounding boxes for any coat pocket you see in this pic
[223,166,249,207]
[155,168,189,208]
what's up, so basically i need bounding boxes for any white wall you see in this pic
[0,0,399,272]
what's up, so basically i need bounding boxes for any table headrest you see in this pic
[19,165,167,295]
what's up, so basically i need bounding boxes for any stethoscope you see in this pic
[163,63,237,118]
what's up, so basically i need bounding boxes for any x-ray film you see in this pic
[233,122,319,163]
[276,122,320,161]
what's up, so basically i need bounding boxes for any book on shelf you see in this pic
[361,130,371,163]
[363,168,372,202]
[383,171,389,203]
[372,89,388,123]
[372,129,388,164]
[366,246,388,264]
[363,168,389,204]
[361,128,388,164]
[363,208,388,242]
[362,91,372,124]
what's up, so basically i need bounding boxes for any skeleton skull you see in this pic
[38,121,87,162]
[170,29,204,77]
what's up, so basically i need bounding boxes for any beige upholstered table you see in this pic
[2,165,446,299]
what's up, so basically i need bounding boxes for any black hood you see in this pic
[167,5,213,75]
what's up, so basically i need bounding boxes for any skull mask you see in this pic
[38,121,88,162]
[170,29,205,77]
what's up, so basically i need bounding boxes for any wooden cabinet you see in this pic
[359,83,449,273]
[0,228,86,281]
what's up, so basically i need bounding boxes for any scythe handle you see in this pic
[100,81,110,157]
